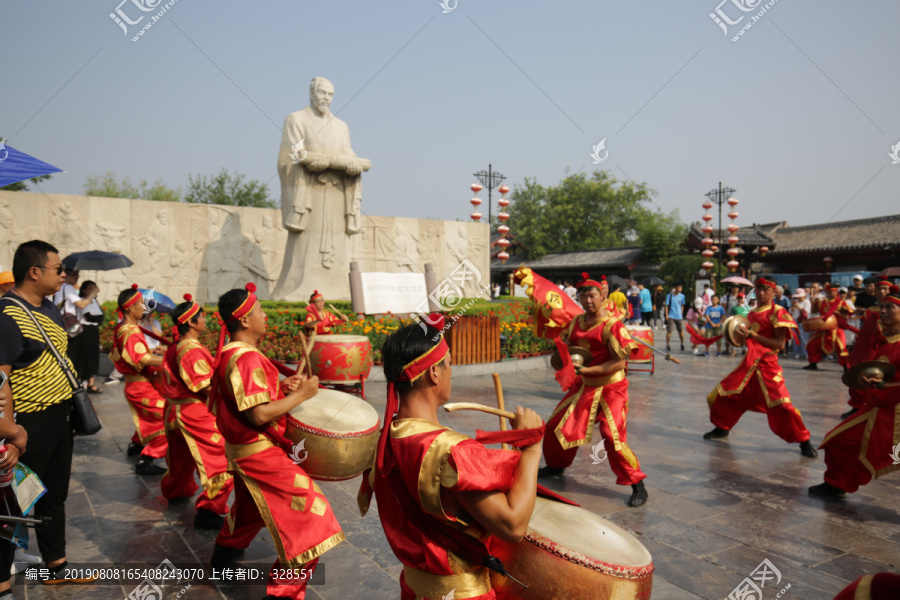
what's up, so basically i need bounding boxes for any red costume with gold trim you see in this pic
[542,314,646,485]
[846,306,886,409]
[111,324,168,458]
[807,296,850,366]
[213,341,344,600]
[159,338,234,515]
[305,304,343,335]
[707,301,812,443]
[360,419,528,599]
[832,573,900,600]
[819,330,900,493]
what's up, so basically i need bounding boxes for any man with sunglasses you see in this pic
[0,240,98,594]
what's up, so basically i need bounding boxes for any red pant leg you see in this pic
[176,402,233,515]
[597,386,646,485]
[215,474,265,550]
[161,409,199,500]
[806,334,824,364]
[766,401,811,444]
[710,376,810,443]
[266,557,319,600]
[125,381,168,458]
[542,400,580,469]
[822,420,872,493]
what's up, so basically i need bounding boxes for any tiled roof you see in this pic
[768,214,900,255]
[492,247,643,272]
[688,224,775,247]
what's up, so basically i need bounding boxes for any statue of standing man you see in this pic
[273,77,371,300]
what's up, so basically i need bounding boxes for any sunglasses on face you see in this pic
[38,265,66,275]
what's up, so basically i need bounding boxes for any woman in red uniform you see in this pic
[303,290,346,335]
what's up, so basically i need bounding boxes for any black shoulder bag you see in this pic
[1,296,102,435]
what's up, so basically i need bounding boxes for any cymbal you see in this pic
[550,346,593,370]
[723,314,751,348]
[842,360,897,389]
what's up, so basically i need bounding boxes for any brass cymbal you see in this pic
[842,360,897,390]
[723,314,751,348]
[550,346,593,370]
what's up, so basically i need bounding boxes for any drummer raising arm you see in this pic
[359,316,543,600]
[209,284,345,600]
[304,290,347,335]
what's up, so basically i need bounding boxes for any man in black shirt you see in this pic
[0,240,97,593]
[855,276,878,310]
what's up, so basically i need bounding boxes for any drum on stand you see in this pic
[490,497,654,600]
[625,325,654,374]
[285,388,380,481]
[310,334,373,399]
[802,315,837,333]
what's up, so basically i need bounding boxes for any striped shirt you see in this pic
[0,293,75,413]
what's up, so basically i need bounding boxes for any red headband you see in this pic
[122,284,143,310]
[577,272,605,289]
[216,283,259,363]
[884,286,900,307]
[875,276,892,288]
[755,277,776,289]
[310,290,323,301]
[376,314,449,475]
[176,293,201,324]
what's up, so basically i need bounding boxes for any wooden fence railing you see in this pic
[445,315,501,365]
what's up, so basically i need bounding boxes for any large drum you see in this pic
[310,334,373,384]
[285,388,380,481]
[802,315,838,333]
[625,326,653,363]
[490,498,654,600]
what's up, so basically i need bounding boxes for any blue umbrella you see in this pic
[0,140,63,188]
[139,288,177,314]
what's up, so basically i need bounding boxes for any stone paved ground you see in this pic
[12,333,900,599]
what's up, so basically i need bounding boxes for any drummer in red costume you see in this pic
[110,284,169,476]
[538,273,649,508]
[809,286,900,500]
[304,290,347,335]
[704,277,819,458]
[358,316,545,600]
[209,284,344,600]
[841,276,894,419]
[803,283,850,371]
[159,294,234,530]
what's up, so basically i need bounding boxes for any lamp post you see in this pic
[473,164,507,226]
[704,182,737,282]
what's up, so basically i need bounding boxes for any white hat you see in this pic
[792,289,807,298]
[693,297,704,310]
[853,274,863,280]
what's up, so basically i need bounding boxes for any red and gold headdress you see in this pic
[883,285,900,308]
[875,276,892,289]
[376,314,449,475]
[576,272,605,290]
[755,277,777,290]
[176,293,201,324]
[310,290,323,301]
[215,283,258,360]
[121,283,142,310]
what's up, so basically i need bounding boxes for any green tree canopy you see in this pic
[508,170,685,260]
[658,255,721,296]
[1,174,53,192]
[185,168,275,208]
[84,171,180,202]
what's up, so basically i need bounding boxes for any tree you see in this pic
[185,168,275,208]
[84,171,180,202]
[658,255,720,297]
[1,174,52,192]
[508,170,682,259]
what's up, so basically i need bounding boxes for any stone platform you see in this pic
[12,334,899,599]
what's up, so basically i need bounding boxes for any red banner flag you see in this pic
[514,267,584,339]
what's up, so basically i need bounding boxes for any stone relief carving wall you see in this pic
[0,191,489,305]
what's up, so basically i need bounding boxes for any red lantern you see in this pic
[498,212,510,221]
[471,182,483,193]
[702,249,714,258]
[726,247,740,258]
[702,201,713,210]
[702,261,714,270]
[470,197,482,207]
[727,197,739,207]
[702,213,713,222]
[727,235,739,246]
[760,246,769,257]
[727,223,739,233]
[497,224,509,235]
[702,225,714,235]
[702,237,714,246]
[498,251,510,262]
[727,260,739,271]
[497,238,511,248]
[498,185,509,195]
[498,198,510,208]
[471,211,482,221]
[711,245,719,252]
[728,210,739,220]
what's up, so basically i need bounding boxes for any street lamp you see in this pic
[704,182,737,281]
[473,164,507,226]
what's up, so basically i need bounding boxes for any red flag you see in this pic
[514,267,583,339]
[686,322,723,347]
[553,337,578,391]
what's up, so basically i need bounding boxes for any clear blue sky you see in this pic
[3,0,898,228]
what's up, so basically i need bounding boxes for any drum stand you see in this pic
[626,353,655,375]
[319,376,367,400]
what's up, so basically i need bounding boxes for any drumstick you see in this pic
[443,402,516,420]
[298,332,314,378]
[492,373,510,450]
[328,303,348,321]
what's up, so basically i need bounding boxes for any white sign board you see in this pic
[359,272,429,315]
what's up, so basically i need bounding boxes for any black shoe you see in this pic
[680,344,685,351]
[802,363,818,370]
[42,561,98,585]
[194,509,225,530]
[799,440,819,458]
[537,466,565,478]
[808,482,846,499]
[135,457,166,476]
[211,543,245,569]
[703,427,730,440]
[666,345,671,352]
[126,441,144,456]
[627,481,648,507]
[840,407,859,420]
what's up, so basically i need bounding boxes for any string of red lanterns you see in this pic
[700,199,715,271]
[497,185,511,262]
[469,182,483,221]
[725,197,740,273]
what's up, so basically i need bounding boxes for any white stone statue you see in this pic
[273,77,371,300]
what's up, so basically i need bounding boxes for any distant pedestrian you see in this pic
[638,283,653,327]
